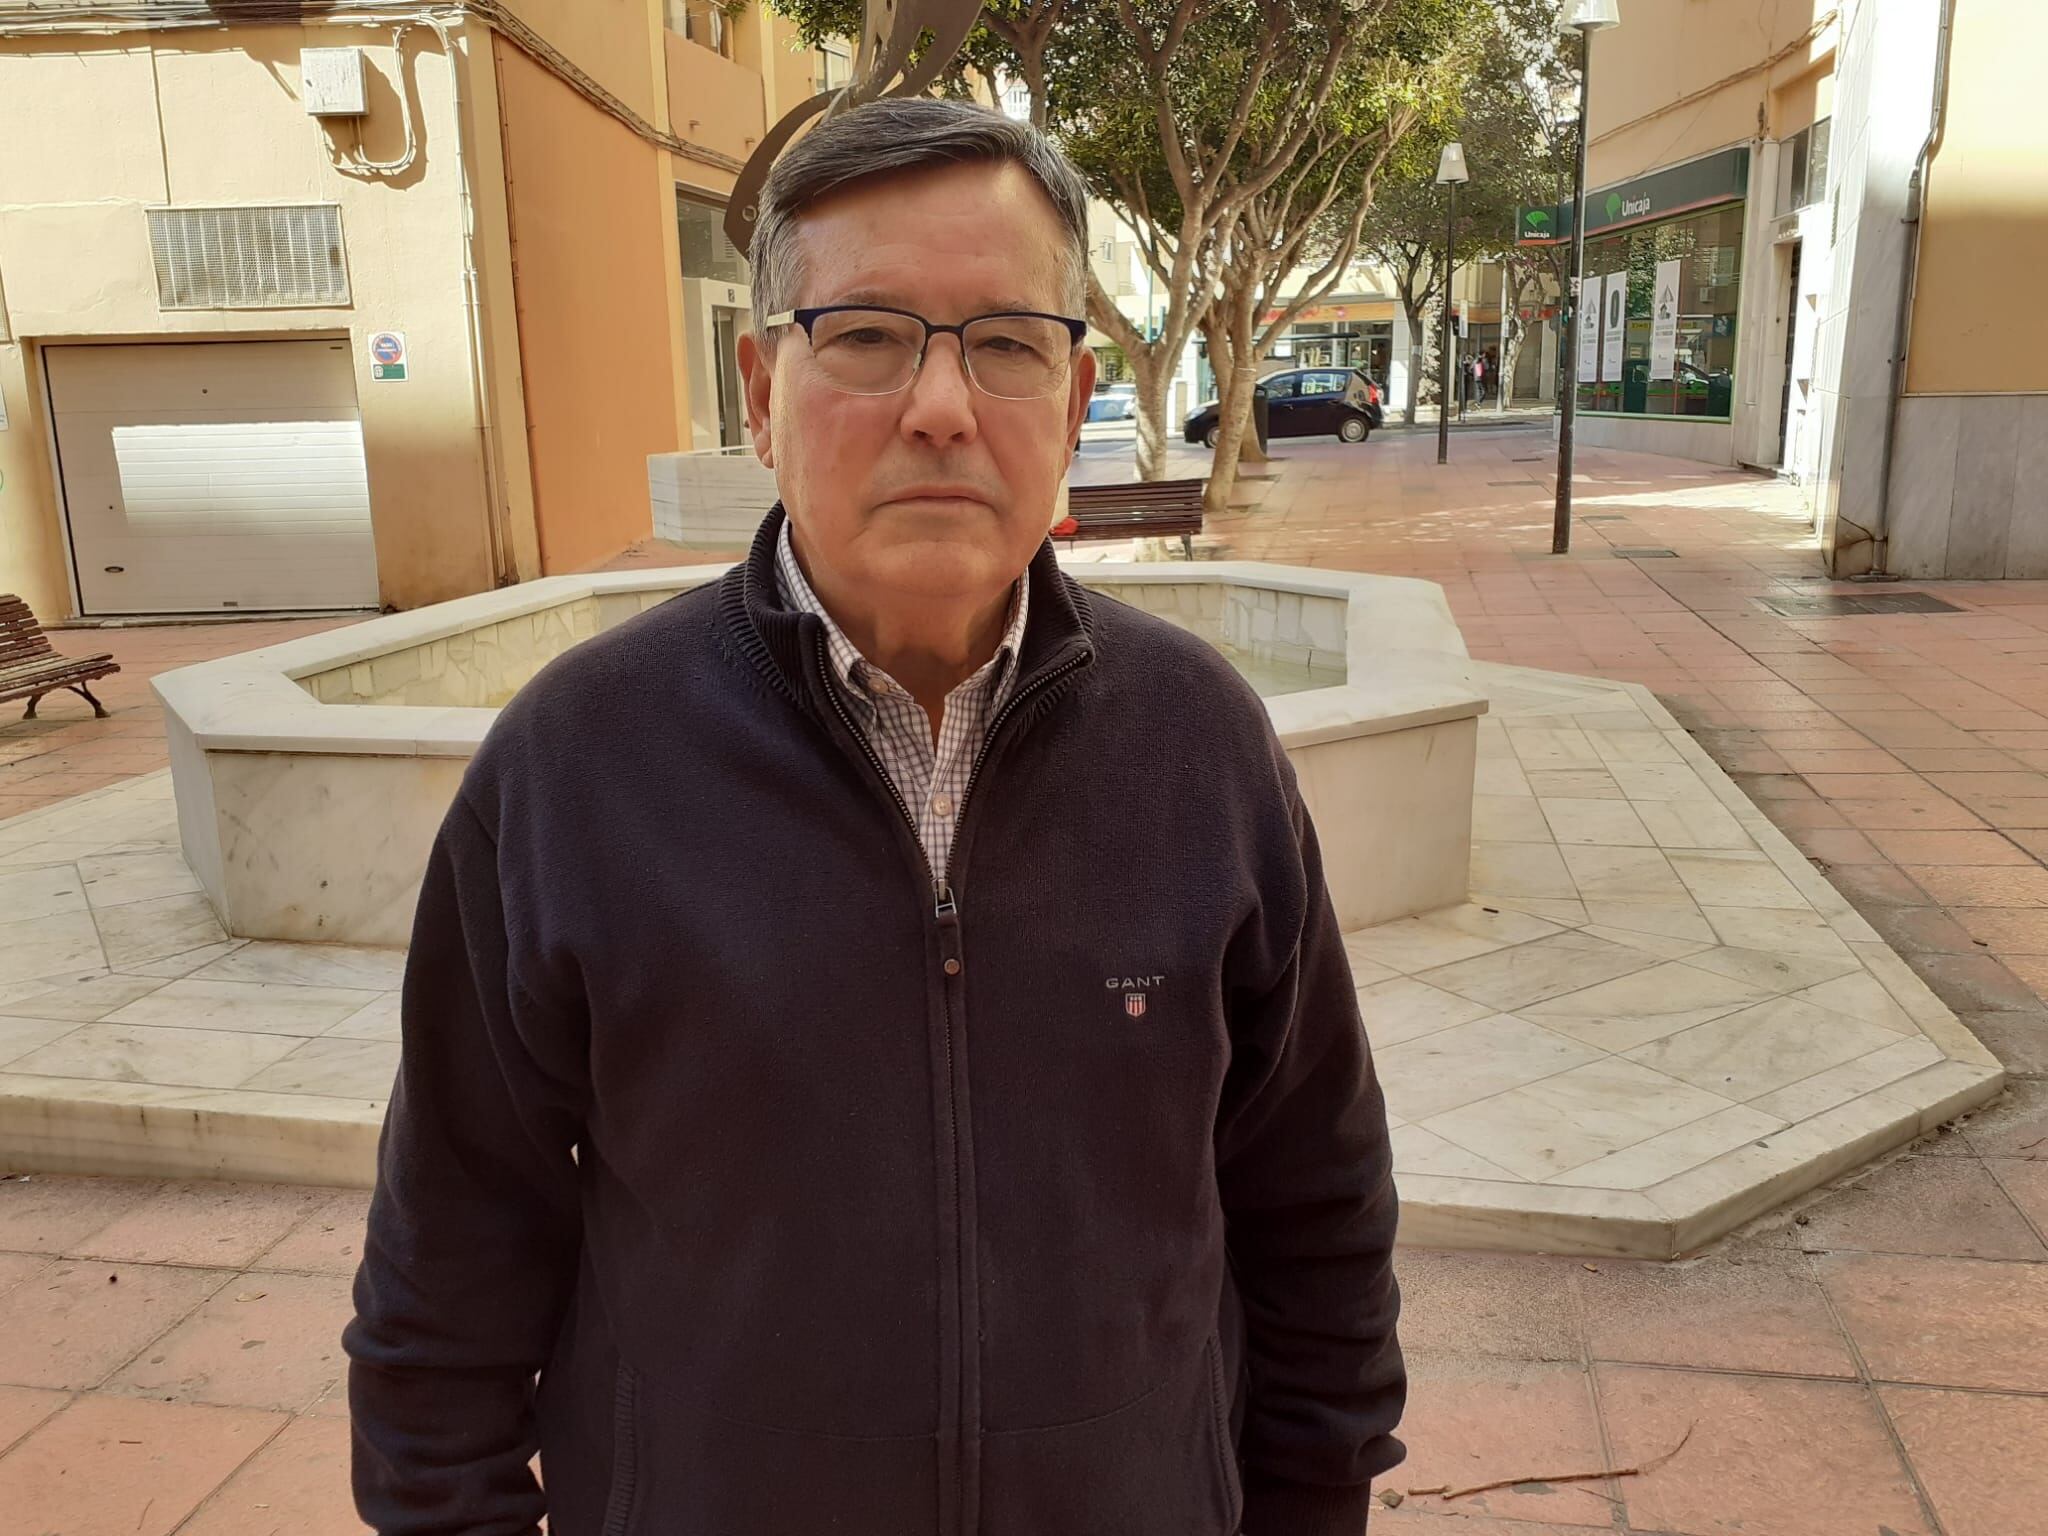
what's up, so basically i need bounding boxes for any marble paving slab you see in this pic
[0,661,2007,1257]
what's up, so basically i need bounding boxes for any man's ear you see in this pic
[1064,345,1097,455]
[737,328,776,468]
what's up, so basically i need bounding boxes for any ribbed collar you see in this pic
[718,506,1097,717]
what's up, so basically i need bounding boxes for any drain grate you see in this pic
[1581,514,1627,522]
[1611,547,1678,558]
[1487,479,1534,487]
[1512,455,1548,462]
[1756,591,1967,618]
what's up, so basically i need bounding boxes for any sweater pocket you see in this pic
[598,1363,641,1536]
[979,1333,1241,1536]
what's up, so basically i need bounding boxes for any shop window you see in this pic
[668,0,736,59]
[1576,201,1743,421]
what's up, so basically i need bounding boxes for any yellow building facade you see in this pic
[1556,0,2048,577]
[0,1,827,620]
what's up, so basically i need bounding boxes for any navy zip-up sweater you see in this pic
[344,509,1406,1536]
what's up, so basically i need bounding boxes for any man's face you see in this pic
[738,159,1094,610]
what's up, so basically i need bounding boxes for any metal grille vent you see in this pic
[147,205,350,310]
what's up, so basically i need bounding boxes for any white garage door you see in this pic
[48,340,379,615]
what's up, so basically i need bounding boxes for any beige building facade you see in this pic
[1535,0,2048,577]
[0,1,826,621]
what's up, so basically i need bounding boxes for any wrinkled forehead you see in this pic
[788,160,1072,314]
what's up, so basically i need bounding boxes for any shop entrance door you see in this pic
[1776,243,1802,467]
[713,308,745,448]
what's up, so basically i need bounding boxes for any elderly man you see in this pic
[345,97,1404,1536]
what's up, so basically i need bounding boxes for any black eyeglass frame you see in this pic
[762,303,1090,398]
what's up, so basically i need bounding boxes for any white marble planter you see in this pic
[649,448,782,548]
[154,562,1486,946]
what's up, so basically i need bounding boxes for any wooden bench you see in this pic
[1053,477,1205,560]
[1,595,119,720]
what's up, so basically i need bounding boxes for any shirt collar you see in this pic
[773,517,1030,705]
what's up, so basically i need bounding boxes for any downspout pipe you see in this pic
[1862,0,1955,579]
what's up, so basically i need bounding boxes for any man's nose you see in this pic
[898,333,979,442]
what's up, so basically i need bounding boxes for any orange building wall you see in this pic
[494,41,680,573]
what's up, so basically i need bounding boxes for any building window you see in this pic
[1577,201,1744,420]
[816,39,853,92]
[668,0,735,59]
[678,192,747,285]
[1776,118,1832,215]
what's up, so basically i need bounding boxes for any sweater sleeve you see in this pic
[1216,795,1406,1536]
[344,790,588,1536]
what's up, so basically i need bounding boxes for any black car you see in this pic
[1183,366,1385,448]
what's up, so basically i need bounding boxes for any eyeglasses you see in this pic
[763,304,1089,401]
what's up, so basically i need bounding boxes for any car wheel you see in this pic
[1338,417,1368,444]
[1203,425,1220,450]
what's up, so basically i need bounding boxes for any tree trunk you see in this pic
[1203,285,1261,516]
[1129,349,1174,483]
[1401,296,1430,425]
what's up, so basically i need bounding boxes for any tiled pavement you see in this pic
[2,1085,2045,1536]
[6,429,2048,1527]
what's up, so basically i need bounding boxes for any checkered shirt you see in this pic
[775,518,1028,883]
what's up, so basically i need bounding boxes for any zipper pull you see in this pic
[934,879,958,920]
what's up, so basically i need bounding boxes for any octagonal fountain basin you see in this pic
[153,561,1485,949]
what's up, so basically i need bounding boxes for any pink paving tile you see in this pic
[0,1249,52,1297]
[1959,1080,2048,1158]
[1989,1158,2048,1236]
[1802,772,1943,800]
[1757,729,1877,751]
[101,1269,354,1412]
[1793,1155,2046,1262]
[1785,826,1885,865]
[1391,1353,1613,1526]
[1574,1245,1853,1378]
[0,1174,162,1254]
[1370,1512,1597,1535]
[1824,862,1935,908]
[0,1394,286,1536]
[1902,865,2048,908]
[1817,1251,2048,1392]
[1880,1386,2048,1536]
[255,1187,372,1277]
[1833,797,1990,831]
[1596,1364,1932,1536]
[0,1259,231,1390]
[1776,749,1910,774]
[1863,828,2038,865]
[1892,748,2030,772]
[1953,907,2048,952]
[1393,1251,1582,1362]
[175,1413,368,1535]
[0,1383,69,1454]
[73,1180,334,1269]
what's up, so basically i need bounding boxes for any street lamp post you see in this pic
[1435,140,1469,467]
[1552,0,1621,553]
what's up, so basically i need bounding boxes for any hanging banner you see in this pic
[1601,270,1627,381]
[1650,259,1681,381]
[1575,278,1599,382]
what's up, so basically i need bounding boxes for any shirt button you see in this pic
[943,958,962,976]
[932,793,955,818]
[864,672,890,695]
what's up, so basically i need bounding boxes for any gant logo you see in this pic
[1107,976,1164,1018]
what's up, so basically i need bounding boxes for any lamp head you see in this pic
[1560,0,1621,31]
[1435,141,1470,185]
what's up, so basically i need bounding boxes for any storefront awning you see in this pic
[1517,145,1750,246]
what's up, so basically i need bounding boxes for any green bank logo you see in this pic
[1604,192,1624,222]
[1523,208,1552,233]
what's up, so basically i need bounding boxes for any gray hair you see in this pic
[749,97,1091,339]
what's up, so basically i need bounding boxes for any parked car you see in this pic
[1085,383,1138,422]
[1183,366,1383,448]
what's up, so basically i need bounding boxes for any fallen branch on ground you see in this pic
[1409,1422,1696,1501]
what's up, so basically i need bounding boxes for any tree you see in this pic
[1197,4,1473,511]
[769,0,1476,485]
[1358,0,1573,421]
